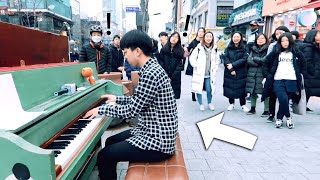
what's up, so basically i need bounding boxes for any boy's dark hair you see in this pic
[158,31,168,38]
[120,29,152,56]
[113,35,120,40]
[276,32,296,53]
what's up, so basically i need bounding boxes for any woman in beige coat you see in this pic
[189,32,220,111]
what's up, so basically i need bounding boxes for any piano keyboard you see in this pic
[45,116,105,169]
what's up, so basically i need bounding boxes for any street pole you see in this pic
[177,0,181,33]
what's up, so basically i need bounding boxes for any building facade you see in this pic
[228,0,263,40]
[70,0,81,45]
[102,0,124,40]
[263,0,320,39]
[189,0,234,40]
[1,0,72,34]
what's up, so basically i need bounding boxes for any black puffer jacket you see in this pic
[261,48,306,103]
[79,42,112,74]
[109,44,124,72]
[159,47,184,99]
[299,30,320,97]
[223,44,249,99]
[246,44,268,95]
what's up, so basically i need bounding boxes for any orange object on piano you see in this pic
[82,67,96,85]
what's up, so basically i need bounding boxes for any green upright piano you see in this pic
[0,62,123,180]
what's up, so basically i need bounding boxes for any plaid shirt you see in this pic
[98,59,178,154]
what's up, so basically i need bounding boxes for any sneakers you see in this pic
[275,119,283,128]
[267,115,274,122]
[241,105,250,112]
[227,104,234,111]
[286,117,294,129]
[199,105,205,111]
[246,107,256,115]
[208,103,215,111]
[306,107,314,113]
[261,111,270,117]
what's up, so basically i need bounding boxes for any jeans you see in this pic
[97,130,172,180]
[273,80,298,120]
[197,77,212,105]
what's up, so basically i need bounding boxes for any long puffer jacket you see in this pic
[246,44,268,95]
[223,44,249,99]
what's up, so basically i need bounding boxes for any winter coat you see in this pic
[109,44,124,72]
[246,45,268,95]
[159,47,184,99]
[124,59,140,80]
[79,42,112,74]
[189,43,219,94]
[299,30,320,97]
[223,44,249,99]
[261,48,306,103]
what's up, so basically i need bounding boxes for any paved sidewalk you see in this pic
[90,64,320,180]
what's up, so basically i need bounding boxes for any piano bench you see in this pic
[124,135,189,180]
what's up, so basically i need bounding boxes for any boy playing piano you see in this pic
[84,29,178,180]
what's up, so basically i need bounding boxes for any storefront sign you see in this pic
[229,0,263,26]
[262,0,310,16]
[234,9,257,22]
[216,6,233,27]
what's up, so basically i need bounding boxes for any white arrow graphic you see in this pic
[197,112,257,150]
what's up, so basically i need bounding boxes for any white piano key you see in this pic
[54,115,104,169]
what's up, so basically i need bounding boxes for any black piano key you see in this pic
[54,150,61,154]
[63,129,82,134]
[47,144,67,149]
[78,120,92,124]
[53,140,71,144]
[51,142,70,146]
[56,135,76,140]
[71,124,87,128]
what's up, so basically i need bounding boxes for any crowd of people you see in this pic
[79,23,320,130]
[77,23,320,179]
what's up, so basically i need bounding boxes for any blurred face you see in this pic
[257,35,266,46]
[113,37,120,47]
[91,32,102,37]
[281,36,289,49]
[170,34,179,46]
[197,29,205,38]
[232,33,241,44]
[250,24,258,31]
[315,31,320,43]
[160,35,168,45]
[123,48,139,67]
[204,33,213,45]
[275,30,285,40]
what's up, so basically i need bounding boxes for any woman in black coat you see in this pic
[159,32,184,99]
[246,33,270,116]
[299,29,320,112]
[263,33,306,129]
[223,31,250,112]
